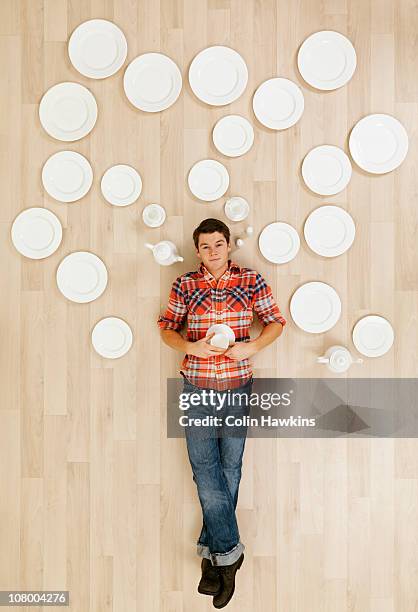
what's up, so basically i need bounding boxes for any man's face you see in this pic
[196,231,231,271]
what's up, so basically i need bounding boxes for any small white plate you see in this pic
[259,222,300,264]
[304,205,356,257]
[290,281,342,333]
[123,52,182,112]
[11,207,63,259]
[252,77,304,130]
[212,115,254,157]
[297,30,357,90]
[207,324,235,344]
[349,113,409,174]
[142,203,166,227]
[56,251,108,303]
[188,159,229,201]
[302,145,352,195]
[352,315,394,357]
[189,45,248,106]
[91,316,133,358]
[101,164,142,206]
[39,82,98,141]
[68,19,127,79]
[42,151,93,202]
[224,196,250,221]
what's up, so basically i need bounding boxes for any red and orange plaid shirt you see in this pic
[157,258,287,391]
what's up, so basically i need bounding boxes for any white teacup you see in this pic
[210,333,230,349]
[142,203,166,228]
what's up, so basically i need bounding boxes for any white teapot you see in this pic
[145,240,184,266]
[317,345,363,373]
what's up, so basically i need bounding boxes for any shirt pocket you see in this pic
[225,286,250,312]
[187,287,212,315]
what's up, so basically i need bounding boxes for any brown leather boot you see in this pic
[212,553,244,608]
[198,557,222,596]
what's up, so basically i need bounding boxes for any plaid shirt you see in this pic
[157,258,287,391]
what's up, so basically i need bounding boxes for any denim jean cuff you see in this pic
[197,540,245,566]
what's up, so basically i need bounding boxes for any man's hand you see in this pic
[224,341,258,361]
[187,332,228,359]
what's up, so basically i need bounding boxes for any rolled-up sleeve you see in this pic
[252,272,287,327]
[157,276,188,332]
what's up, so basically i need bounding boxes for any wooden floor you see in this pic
[1,0,418,610]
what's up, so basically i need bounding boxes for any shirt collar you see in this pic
[199,258,240,282]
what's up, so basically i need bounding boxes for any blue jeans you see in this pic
[182,375,253,566]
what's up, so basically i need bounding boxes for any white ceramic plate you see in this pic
[352,315,394,357]
[56,251,108,303]
[39,82,98,141]
[142,203,166,227]
[252,77,304,130]
[123,52,182,112]
[302,145,352,195]
[290,281,342,333]
[224,196,250,221]
[188,159,229,201]
[349,114,409,174]
[259,222,300,264]
[212,115,254,157]
[11,207,63,259]
[207,324,235,344]
[304,205,356,257]
[297,30,357,90]
[91,316,133,358]
[189,45,248,106]
[101,164,142,206]
[42,151,93,202]
[68,19,127,79]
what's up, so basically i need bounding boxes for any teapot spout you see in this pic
[317,356,329,364]
[144,243,155,251]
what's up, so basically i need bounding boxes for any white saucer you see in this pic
[212,115,254,157]
[302,145,352,195]
[11,207,63,259]
[290,281,341,333]
[39,82,98,141]
[252,77,304,130]
[188,159,229,201]
[123,52,182,112]
[189,45,248,106]
[349,113,409,174]
[42,151,93,202]
[304,205,356,257]
[101,164,142,206]
[68,19,127,79]
[297,30,357,90]
[224,196,250,221]
[91,316,133,358]
[352,315,394,357]
[207,324,235,344]
[142,203,166,227]
[56,251,108,303]
[259,222,300,264]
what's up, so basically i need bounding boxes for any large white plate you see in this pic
[101,164,142,206]
[259,222,300,264]
[39,82,98,141]
[352,315,394,357]
[349,114,409,174]
[302,145,352,195]
[252,78,304,130]
[290,281,342,333]
[42,151,93,202]
[304,205,356,257]
[297,30,357,90]
[56,251,108,303]
[91,316,133,358]
[123,53,182,112]
[11,207,63,259]
[212,115,254,157]
[189,45,248,106]
[68,19,127,79]
[188,159,229,201]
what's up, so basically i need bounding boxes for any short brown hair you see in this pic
[193,218,230,249]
